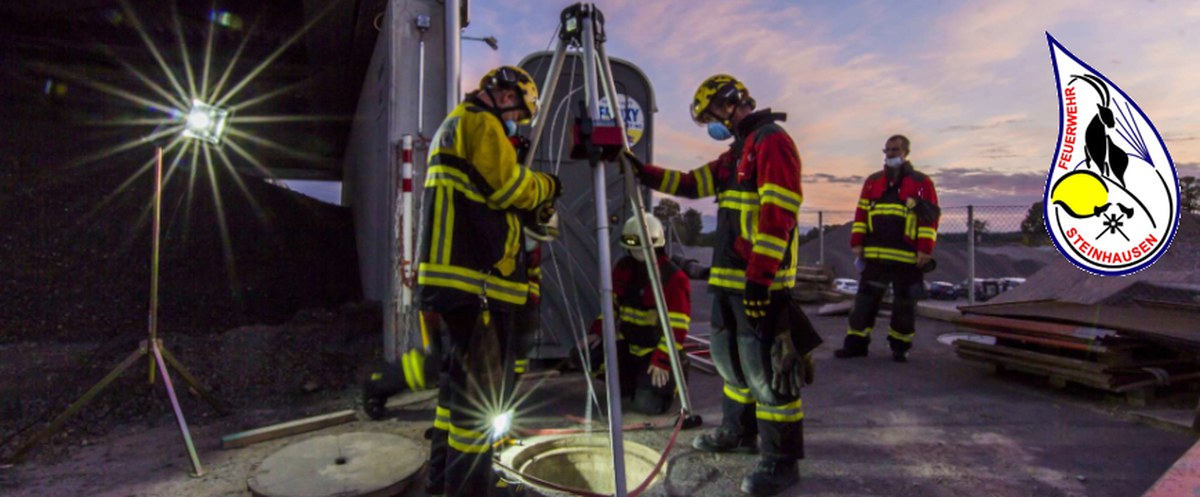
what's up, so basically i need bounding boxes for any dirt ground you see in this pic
[2,309,1195,497]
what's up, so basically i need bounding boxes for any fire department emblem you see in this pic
[1044,34,1180,276]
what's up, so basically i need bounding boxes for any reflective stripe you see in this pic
[756,398,803,422]
[425,166,487,203]
[717,190,759,211]
[668,311,690,328]
[449,423,490,454]
[863,246,917,264]
[752,232,788,260]
[870,203,908,216]
[888,328,914,343]
[418,263,529,305]
[514,358,529,374]
[696,166,715,197]
[431,187,453,264]
[629,344,655,357]
[529,281,541,298]
[492,165,529,208]
[708,266,797,291]
[857,199,871,209]
[851,222,867,234]
[660,170,682,195]
[656,341,684,354]
[434,405,451,430]
[724,384,755,404]
[619,306,657,326]
[402,349,426,390]
[496,212,521,276]
[847,327,871,338]
[759,183,802,213]
[918,227,938,241]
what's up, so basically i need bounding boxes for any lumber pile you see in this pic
[790,265,849,303]
[954,315,1200,405]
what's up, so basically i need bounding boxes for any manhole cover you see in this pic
[497,434,664,497]
[248,432,426,497]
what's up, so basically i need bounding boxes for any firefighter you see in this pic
[418,65,561,497]
[585,214,690,415]
[836,134,939,363]
[625,75,809,496]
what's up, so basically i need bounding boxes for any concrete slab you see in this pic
[248,432,425,497]
[492,307,1196,497]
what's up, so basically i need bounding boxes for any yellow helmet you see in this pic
[480,66,539,124]
[690,74,750,126]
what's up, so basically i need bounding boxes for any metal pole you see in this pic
[600,43,695,417]
[524,38,569,170]
[152,341,204,477]
[417,33,426,135]
[967,205,976,304]
[400,135,416,348]
[444,0,461,111]
[148,147,163,383]
[818,210,825,266]
[581,6,627,496]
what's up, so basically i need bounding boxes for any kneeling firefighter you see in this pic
[586,214,691,415]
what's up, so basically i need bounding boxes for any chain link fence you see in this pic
[794,204,1055,303]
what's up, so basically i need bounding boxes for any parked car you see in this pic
[833,278,859,295]
[927,281,961,300]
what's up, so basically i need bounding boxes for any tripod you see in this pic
[5,148,224,476]
[522,4,699,495]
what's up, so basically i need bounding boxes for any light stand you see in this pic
[5,147,224,476]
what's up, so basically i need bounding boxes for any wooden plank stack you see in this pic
[954,315,1200,405]
[790,265,849,303]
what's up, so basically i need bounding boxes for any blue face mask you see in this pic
[504,120,518,137]
[707,122,732,141]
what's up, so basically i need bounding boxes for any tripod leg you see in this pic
[523,37,571,170]
[159,346,226,415]
[6,347,146,463]
[151,343,204,477]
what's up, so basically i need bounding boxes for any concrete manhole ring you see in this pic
[497,434,665,497]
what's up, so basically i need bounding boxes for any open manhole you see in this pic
[498,435,665,496]
[248,432,426,497]
[937,332,997,346]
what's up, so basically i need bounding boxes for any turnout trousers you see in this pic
[426,306,519,497]
[844,260,923,353]
[710,291,805,460]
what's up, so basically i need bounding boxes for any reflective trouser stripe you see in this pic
[449,423,489,454]
[888,328,914,343]
[847,327,871,338]
[434,405,450,431]
[724,384,755,404]
[863,246,917,264]
[514,358,529,373]
[708,266,797,291]
[417,263,529,306]
[756,398,804,422]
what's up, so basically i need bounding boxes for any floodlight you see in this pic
[181,100,230,145]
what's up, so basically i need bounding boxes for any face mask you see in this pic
[706,122,732,141]
[884,156,904,168]
[628,249,645,262]
[504,120,518,137]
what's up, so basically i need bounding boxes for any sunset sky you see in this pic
[459,0,1200,217]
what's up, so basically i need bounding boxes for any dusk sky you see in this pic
[459,0,1200,218]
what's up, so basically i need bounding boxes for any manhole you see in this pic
[498,435,665,496]
[937,332,996,346]
[247,432,426,497]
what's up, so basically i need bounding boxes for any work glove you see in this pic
[770,332,808,397]
[743,281,771,320]
[621,149,645,176]
[546,173,563,200]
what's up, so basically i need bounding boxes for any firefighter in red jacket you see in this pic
[625,75,808,496]
[586,215,690,415]
[836,134,939,363]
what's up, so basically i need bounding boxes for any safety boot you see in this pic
[740,457,799,496]
[692,429,758,454]
[892,350,909,363]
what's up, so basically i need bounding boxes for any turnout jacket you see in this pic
[590,254,691,370]
[637,110,803,292]
[417,99,559,312]
[849,162,939,264]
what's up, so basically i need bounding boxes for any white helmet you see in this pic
[620,213,665,249]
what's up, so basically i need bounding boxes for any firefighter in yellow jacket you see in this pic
[418,65,560,497]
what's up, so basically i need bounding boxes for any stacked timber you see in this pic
[954,315,1200,405]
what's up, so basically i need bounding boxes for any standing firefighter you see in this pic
[585,214,691,415]
[418,65,561,497]
[625,75,817,496]
[836,134,939,363]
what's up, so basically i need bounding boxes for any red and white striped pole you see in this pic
[400,135,415,288]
